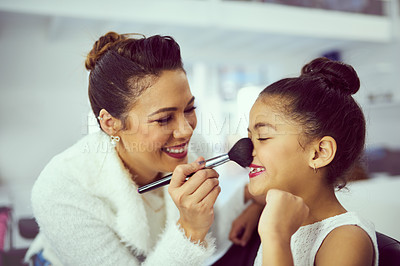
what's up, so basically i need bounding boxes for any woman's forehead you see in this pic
[128,70,193,113]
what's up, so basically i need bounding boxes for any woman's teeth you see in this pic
[165,147,186,154]
[163,144,188,159]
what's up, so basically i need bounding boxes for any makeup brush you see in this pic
[137,138,253,194]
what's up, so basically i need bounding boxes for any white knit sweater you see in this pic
[25,131,245,266]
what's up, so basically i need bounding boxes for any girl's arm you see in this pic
[258,189,309,266]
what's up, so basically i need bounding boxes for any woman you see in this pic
[25,32,262,265]
[247,57,378,265]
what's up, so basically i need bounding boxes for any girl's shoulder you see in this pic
[311,212,377,266]
[315,215,376,265]
[291,212,378,266]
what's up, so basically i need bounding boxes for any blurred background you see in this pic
[0,0,399,263]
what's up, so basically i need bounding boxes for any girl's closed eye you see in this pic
[257,137,270,141]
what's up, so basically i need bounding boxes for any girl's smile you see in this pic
[249,164,266,178]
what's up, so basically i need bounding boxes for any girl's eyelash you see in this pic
[257,138,270,141]
[184,106,197,113]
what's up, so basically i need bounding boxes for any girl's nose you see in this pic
[251,142,257,158]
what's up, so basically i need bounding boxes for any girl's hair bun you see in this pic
[85,32,126,71]
[301,57,360,95]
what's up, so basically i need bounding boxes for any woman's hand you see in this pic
[258,189,309,241]
[168,157,221,243]
[229,202,264,246]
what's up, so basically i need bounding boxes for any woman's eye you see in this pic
[155,116,172,125]
[184,106,197,113]
[257,138,270,141]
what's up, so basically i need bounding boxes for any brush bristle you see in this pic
[227,138,253,167]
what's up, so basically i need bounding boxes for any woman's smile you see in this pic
[162,141,189,159]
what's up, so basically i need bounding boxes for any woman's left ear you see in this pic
[309,136,337,170]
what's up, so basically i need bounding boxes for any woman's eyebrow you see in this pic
[187,96,195,106]
[148,107,177,117]
[148,96,195,117]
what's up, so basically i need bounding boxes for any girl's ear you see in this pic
[308,136,337,171]
[97,109,123,136]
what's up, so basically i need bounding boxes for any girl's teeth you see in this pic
[250,167,265,173]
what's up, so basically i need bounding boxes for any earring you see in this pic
[110,135,120,146]
[313,164,318,174]
[97,116,103,121]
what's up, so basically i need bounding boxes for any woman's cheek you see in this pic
[188,112,197,130]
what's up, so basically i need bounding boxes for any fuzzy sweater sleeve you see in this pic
[145,222,215,266]
[30,160,215,266]
[32,173,138,265]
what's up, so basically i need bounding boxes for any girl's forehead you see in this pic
[250,99,301,135]
[250,99,282,122]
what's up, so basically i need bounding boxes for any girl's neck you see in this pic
[301,184,347,226]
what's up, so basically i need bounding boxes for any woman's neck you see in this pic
[115,146,160,186]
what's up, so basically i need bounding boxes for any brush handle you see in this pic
[137,154,229,194]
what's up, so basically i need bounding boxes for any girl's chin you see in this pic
[248,182,265,197]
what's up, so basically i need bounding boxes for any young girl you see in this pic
[247,57,378,265]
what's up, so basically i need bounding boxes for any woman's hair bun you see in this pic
[301,57,360,95]
[85,32,127,71]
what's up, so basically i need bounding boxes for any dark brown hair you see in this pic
[259,57,366,189]
[86,32,184,127]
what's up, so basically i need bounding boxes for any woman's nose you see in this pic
[173,117,194,139]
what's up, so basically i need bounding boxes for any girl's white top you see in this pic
[254,212,379,266]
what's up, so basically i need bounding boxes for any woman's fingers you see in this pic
[198,183,221,210]
[168,158,222,244]
[229,203,263,246]
[230,226,251,246]
[189,176,220,202]
[239,226,253,246]
[183,169,219,196]
[229,223,245,245]
[169,157,205,189]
